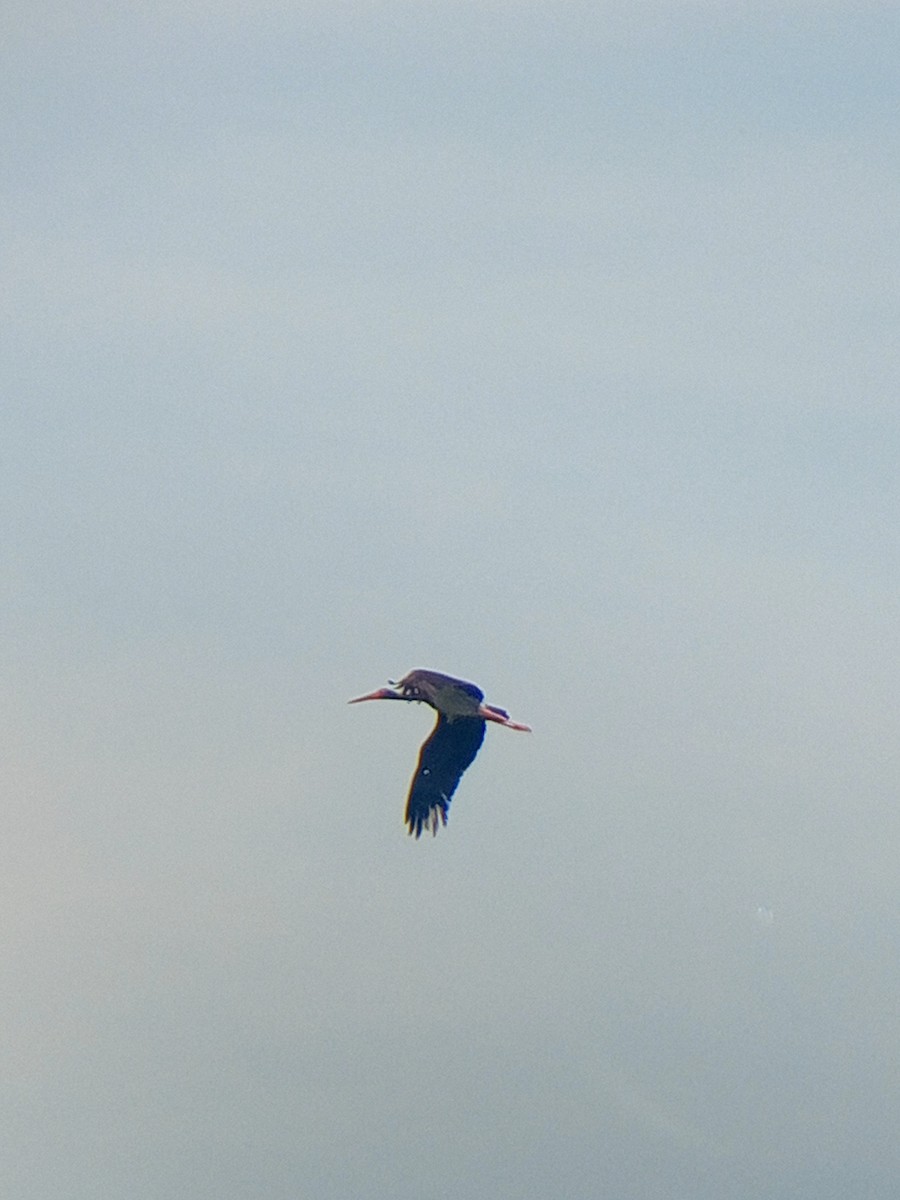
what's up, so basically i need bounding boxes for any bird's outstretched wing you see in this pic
[405,715,486,838]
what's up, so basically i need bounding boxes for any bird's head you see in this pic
[349,671,428,705]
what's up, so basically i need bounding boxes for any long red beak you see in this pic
[347,687,399,704]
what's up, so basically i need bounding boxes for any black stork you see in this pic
[348,669,531,837]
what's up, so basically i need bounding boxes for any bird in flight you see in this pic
[349,669,531,837]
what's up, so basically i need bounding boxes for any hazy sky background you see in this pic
[4,3,900,1197]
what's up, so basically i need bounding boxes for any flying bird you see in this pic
[348,669,531,837]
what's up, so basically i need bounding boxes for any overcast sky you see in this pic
[4,3,900,1197]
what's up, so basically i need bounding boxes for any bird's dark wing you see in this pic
[449,677,485,704]
[405,714,486,838]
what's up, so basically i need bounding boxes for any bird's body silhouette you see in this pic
[349,669,530,837]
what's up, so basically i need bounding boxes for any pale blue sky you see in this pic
[4,4,900,1197]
